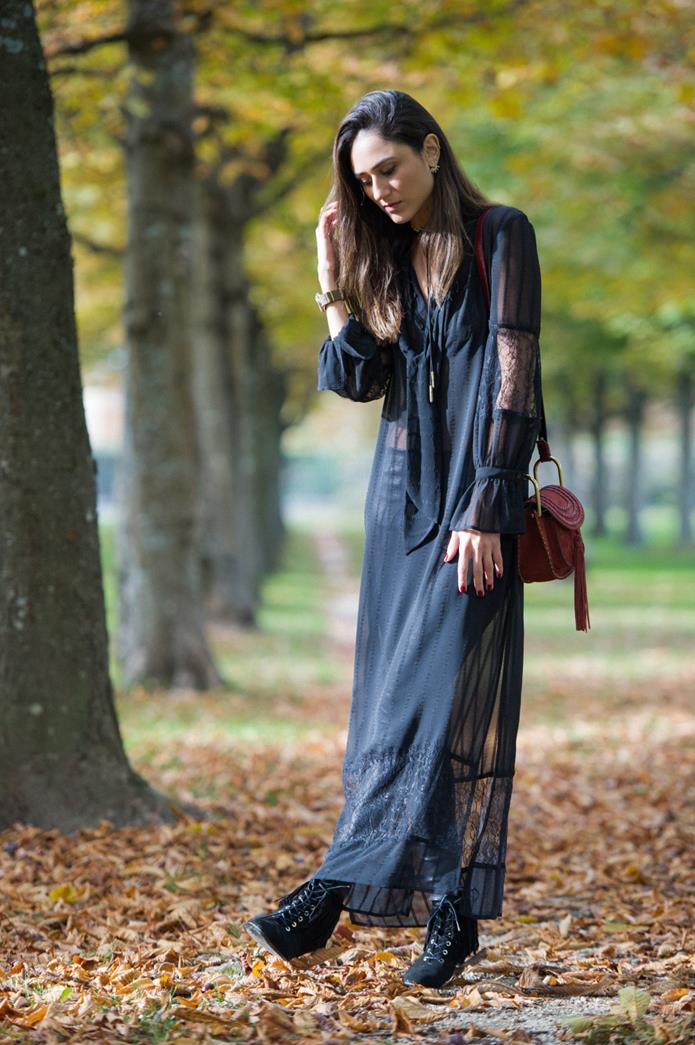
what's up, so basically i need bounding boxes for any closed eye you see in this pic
[360,166,396,185]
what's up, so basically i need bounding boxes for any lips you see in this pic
[385,202,402,211]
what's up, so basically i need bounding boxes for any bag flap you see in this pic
[525,483,585,529]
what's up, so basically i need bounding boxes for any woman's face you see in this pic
[350,129,439,227]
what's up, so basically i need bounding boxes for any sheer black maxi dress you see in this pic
[311,204,544,928]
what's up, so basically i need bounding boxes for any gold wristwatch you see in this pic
[315,288,356,315]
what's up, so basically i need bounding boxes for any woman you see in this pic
[244,89,543,989]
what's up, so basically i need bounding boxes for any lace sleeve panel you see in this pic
[449,210,542,535]
[317,313,394,403]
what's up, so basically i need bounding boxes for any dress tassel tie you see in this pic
[403,243,445,555]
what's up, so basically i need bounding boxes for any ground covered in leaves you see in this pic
[1,527,693,1043]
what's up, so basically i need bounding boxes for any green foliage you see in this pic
[35,0,695,427]
[559,985,691,1043]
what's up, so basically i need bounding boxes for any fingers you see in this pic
[452,531,503,596]
[444,531,459,563]
[493,544,504,582]
[316,203,338,272]
[472,541,485,595]
[317,201,338,234]
[458,539,471,593]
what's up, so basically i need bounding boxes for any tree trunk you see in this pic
[552,383,577,494]
[191,180,288,621]
[117,0,221,687]
[590,370,608,537]
[0,0,179,831]
[249,308,288,571]
[191,177,249,620]
[677,367,693,547]
[624,378,646,546]
[223,223,263,622]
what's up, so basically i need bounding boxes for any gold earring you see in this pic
[429,161,439,174]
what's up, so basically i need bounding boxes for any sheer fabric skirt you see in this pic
[312,445,525,927]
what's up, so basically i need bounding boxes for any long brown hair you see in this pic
[323,89,500,344]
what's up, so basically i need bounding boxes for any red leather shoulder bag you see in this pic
[475,206,591,631]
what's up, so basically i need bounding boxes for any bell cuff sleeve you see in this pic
[449,466,529,535]
[448,209,543,535]
[317,313,393,403]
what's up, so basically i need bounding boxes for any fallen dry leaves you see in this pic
[0,564,693,1042]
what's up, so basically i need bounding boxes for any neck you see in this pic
[409,196,433,233]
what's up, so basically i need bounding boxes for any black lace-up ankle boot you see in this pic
[402,892,479,988]
[243,877,349,962]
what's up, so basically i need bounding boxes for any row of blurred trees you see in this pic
[40,0,693,677]
[0,0,693,828]
[48,1,695,554]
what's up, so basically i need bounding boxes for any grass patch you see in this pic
[102,512,695,752]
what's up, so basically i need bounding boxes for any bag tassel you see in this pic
[573,532,591,632]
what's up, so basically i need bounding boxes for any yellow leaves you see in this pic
[623,861,649,883]
[186,819,217,834]
[662,987,691,1003]
[48,882,80,904]
[489,93,524,121]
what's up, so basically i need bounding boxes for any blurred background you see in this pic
[47,0,694,704]
[45,0,695,682]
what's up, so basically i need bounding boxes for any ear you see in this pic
[423,132,440,165]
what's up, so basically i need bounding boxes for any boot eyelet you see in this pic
[298,915,303,921]
[292,921,297,927]
[285,926,291,931]
[443,948,448,954]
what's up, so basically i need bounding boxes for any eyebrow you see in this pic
[353,155,397,177]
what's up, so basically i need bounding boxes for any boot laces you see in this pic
[276,879,346,932]
[422,895,461,963]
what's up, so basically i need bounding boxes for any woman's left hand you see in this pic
[445,530,503,596]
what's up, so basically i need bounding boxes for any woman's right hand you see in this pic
[316,201,339,286]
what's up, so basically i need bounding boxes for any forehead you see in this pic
[350,130,404,176]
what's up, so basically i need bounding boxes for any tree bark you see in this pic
[191,180,288,622]
[590,369,608,537]
[249,307,287,572]
[677,367,693,547]
[624,377,646,546]
[0,0,180,831]
[191,177,249,620]
[116,0,221,687]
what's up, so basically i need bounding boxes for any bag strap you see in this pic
[475,206,551,460]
